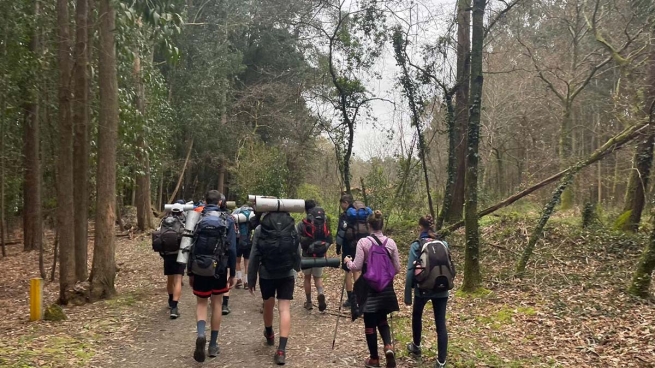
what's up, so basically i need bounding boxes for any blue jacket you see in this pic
[404,231,449,305]
[201,205,238,277]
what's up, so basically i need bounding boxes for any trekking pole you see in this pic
[331,273,348,350]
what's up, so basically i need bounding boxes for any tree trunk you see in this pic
[73,0,90,281]
[448,0,471,223]
[560,104,574,209]
[1,105,5,258]
[218,162,225,194]
[461,0,485,292]
[90,0,118,301]
[167,139,194,204]
[629,208,655,297]
[56,0,76,305]
[437,94,456,230]
[23,0,42,253]
[134,50,154,231]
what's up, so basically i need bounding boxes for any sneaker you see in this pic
[436,360,446,368]
[193,336,206,363]
[317,294,327,312]
[364,357,381,367]
[169,306,179,319]
[384,345,396,368]
[222,304,231,315]
[243,282,249,289]
[208,344,219,358]
[235,279,243,289]
[264,329,275,346]
[304,301,313,310]
[406,342,421,356]
[342,298,351,308]
[274,350,286,365]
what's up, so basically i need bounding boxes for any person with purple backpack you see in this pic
[344,210,400,368]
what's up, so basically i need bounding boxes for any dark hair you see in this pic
[205,190,223,205]
[367,210,384,231]
[419,215,439,239]
[305,199,317,213]
[340,194,353,204]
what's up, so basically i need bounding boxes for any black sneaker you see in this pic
[317,294,327,312]
[264,329,275,346]
[274,350,286,365]
[342,298,351,308]
[303,301,313,310]
[169,306,179,319]
[222,304,231,315]
[193,336,206,363]
[407,342,421,357]
[208,344,219,358]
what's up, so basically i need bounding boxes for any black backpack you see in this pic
[301,207,331,257]
[413,238,456,292]
[189,210,230,278]
[259,212,298,273]
[152,215,184,254]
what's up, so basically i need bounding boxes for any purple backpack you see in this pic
[363,236,396,292]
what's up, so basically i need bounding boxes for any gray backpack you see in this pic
[413,239,456,292]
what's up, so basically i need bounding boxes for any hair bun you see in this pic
[374,210,383,219]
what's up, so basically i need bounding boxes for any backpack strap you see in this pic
[368,235,391,259]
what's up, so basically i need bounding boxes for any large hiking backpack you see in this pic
[413,238,456,292]
[237,208,253,246]
[259,212,298,273]
[189,210,230,278]
[301,207,330,257]
[345,201,372,241]
[363,235,396,292]
[152,215,184,254]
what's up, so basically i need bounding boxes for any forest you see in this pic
[0,0,654,367]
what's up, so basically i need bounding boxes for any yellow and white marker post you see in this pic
[30,278,43,321]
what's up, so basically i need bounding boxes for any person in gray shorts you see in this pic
[297,200,333,312]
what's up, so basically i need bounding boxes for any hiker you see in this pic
[154,204,186,319]
[233,204,255,290]
[297,200,333,311]
[220,194,235,316]
[248,210,301,365]
[187,190,237,363]
[336,194,372,308]
[404,215,454,368]
[344,210,400,368]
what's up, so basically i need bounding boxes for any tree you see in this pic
[90,0,118,301]
[56,0,77,304]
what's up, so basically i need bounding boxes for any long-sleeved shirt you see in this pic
[187,205,237,278]
[404,231,449,304]
[345,231,401,274]
[335,211,348,254]
[247,226,301,288]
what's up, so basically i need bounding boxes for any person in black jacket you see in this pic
[335,194,360,307]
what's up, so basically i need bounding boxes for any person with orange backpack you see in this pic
[297,200,333,312]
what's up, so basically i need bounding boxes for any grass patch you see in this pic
[0,334,94,368]
[454,287,492,299]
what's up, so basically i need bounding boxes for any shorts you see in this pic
[163,254,185,275]
[192,273,229,298]
[302,267,323,277]
[259,277,295,300]
[236,243,251,259]
[341,244,356,271]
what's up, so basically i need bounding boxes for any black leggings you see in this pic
[412,296,448,363]
[363,313,392,359]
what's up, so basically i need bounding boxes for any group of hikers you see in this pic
[152,191,455,368]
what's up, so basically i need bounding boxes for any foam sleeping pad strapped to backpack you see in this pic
[189,210,230,278]
[363,236,396,292]
[152,215,184,254]
[301,207,330,257]
[259,212,298,273]
[345,201,372,241]
[413,239,456,292]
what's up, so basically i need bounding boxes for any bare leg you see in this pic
[263,297,275,327]
[167,275,174,295]
[210,294,223,331]
[278,299,291,338]
[172,274,182,302]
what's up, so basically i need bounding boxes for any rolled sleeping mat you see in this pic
[253,198,305,213]
[225,201,236,210]
[165,203,195,211]
[301,257,341,270]
[247,195,263,203]
[177,210,202,264]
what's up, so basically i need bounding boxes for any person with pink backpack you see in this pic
[344,210,400,368]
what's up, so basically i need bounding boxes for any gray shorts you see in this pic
[302,267,323,277]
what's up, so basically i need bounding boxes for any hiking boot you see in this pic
[222,304,231,315]
[317,294,327,312]
[303,301,313,310]
[274,350,286,365]
[384,345,396,368]
[342,298,351,308]
[208,344,219,358]
[193,336,206,363]
[169,306,179,319]
[406,342,421,357]
[243,282,249,289]
[435,360,446,368]
[264,329,275,346]
[364,357,381,367]
[235,279,243,289]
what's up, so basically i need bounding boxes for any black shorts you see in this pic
[163,254,185,275]
[192,273,229,298]
[259,277,295,300]
[236,243,251,259]
[341,243,356,271]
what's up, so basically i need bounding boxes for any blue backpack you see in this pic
[189,210,230,278]
[345,201,373,241]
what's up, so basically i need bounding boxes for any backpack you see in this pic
[413,238,456,292]
[152,215,184,254]
[301,207,330,257]
[345,201,372,241]
[258,212,298,273]
[238,209,253,247]
[189,210,230,278]
[363,235,396,292]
